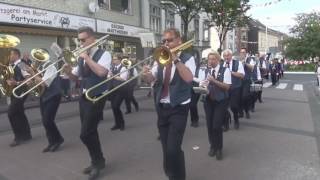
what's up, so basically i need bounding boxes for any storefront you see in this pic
[0,2,93,58]
[97,20,150,61]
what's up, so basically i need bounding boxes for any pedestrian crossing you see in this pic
[262,82,305,91]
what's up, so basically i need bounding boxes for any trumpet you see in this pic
[85,39,194,103]
[12,34,110,98]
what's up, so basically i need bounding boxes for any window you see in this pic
[203,21,209,41]
[165,9,175,29]
[181,21,185,36]
[194,18,199,41]
[99,0,131,14]
[150,4,161,33]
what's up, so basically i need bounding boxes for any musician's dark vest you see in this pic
[78,49,106,97]
[109,64,126,91]
[230,60,242,89]
[206,65,228,102]
[154,52,192,107]
[41,76,61,102]
[13,61,27,96]
[244,57,252,81]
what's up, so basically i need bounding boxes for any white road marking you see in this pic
[263,82,272,88]
[276,83,288,89]
[293,84,303,91]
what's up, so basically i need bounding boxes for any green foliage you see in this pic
[286,63,316,72]
[284,12,320,59]
[204,0,250,53]
[165,0,206,41]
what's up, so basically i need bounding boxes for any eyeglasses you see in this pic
[162,38,174,44]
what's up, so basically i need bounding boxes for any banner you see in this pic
[0,3,95,30]
[97,20,148,37]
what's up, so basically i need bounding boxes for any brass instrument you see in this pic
[85,39,194,103]
[153,39,194,66]
[121,58,132,68]
[12,34,110,98]
[0,34,20,96]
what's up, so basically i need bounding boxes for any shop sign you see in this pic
[0,3,95,30]
[97,20,148,38]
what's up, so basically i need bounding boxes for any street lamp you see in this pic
[265,17,270,54]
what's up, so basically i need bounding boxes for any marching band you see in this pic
[0,27,277,180]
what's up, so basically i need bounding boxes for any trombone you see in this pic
[85,39,194,103]
[12,34,110,98]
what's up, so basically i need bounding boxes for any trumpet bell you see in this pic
[0,34,20,48]
[31,48,50,62]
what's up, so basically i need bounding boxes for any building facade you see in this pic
[0,0,148,60]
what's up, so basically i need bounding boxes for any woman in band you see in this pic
[200,51,231,160]
[32,51,64,152]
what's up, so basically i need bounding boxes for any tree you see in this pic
[284,12,320,59]
[162,0,206,41]
[204,0,250,53]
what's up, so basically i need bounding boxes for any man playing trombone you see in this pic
[143,28,195,180]
[63,26,111,180]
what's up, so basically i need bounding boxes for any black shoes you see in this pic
[124,111,131,114]
[83,164,105,180]
[10,136,32,147]
[111,125,120,131]
[208,149,216,157]
[245,112,250,119]
[42,139,64,153]
[216,150,223,160]
[111,125,125,131]
[191,121,199,128]
[239,112,244,118]
[234,122,240,130]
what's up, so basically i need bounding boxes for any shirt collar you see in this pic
[13,59,21,66]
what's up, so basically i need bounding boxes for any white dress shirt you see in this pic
[199,65,232,85]
[42,64,58,87]
[223,60,245,76]
[151,56,196,104]
[13,59,30,78]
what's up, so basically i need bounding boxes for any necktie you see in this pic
[161,63,172,99]
[226,62,230,69]
[209,69,215,101]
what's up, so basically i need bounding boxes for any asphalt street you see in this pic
[0,74,320,180]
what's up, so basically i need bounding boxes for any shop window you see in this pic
[203,21,209,41]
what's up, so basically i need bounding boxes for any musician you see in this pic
[189,50,201,127]
[258,54,267,103]
[200,51,231,160]
[239,48,254,119]
[63,26,111,180]
[109,53,128,130]
[249,56,263,112]
[270,58,279,85]
[31,51,64,152]
[222,49,245,129]
[143,28,195,180]
[6,48,32,147]
[124,58,139,114]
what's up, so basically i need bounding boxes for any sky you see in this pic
[247,0,320,35]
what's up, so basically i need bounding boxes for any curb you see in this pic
[284,72,315,74]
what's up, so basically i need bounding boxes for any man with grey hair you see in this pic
[222,49,245,129]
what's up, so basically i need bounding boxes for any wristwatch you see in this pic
[173,58,181,65]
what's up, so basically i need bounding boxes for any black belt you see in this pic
[159,103,172,108]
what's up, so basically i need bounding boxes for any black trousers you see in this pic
[271,73,277,85]
[240,81,252,113]
[189,91,200,123]
[204,98,228,150]
[229,87,241,123]
[158,103,189,180]
[40,95,63,145]
[111,90,125,127]
[79,95,107,167]
[125,84,139,112]
[8,95,31,141]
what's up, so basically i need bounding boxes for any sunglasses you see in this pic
[162,38,174,44]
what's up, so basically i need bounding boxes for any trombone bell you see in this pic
[121,58,132,68]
